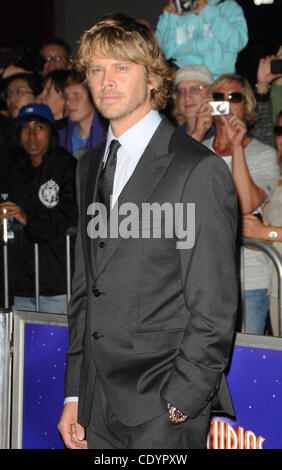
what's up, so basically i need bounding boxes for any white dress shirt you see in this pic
[105,109,162,208]
[65,110,162,405]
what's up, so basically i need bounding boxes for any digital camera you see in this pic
[209,101,230,116]
[174,0,196,13]
[271,59,282,75]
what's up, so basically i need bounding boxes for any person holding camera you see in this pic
[173,64,214,140]
[270,46,282,125]
[251,54,281,149]
[156,0,248,80]
[203,73,279,335]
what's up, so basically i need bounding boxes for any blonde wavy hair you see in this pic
[76,13,172,111]
[209,73,258,128]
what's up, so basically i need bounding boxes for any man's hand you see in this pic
[164,0,186,15]
[164,0,210,15]
[0,201,27,226]
[58,402,87,449]
[191,0,210,15]
[164,0,177,13]
[256,55,282,93]
[191,98,213,142]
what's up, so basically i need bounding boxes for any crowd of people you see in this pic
[0,37,107,313]
[0,1,282,335]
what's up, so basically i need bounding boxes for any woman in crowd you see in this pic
[156,0,248,80]
[0,103,77,314]
[4,72,42,120]
[0,72,42,148]
[243,110,282,336]
[36,69,71,131]
[203,73,279,335]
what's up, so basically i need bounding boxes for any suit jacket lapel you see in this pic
[95,117,176,278]
[84,140,106,279]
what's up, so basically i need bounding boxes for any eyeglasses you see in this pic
[274,125,282,136]
[6,89,34,99]
[43,55,67,63]
[212,92,245,103]
[176,85,208,97]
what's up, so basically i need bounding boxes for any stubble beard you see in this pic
[94,82,150,123]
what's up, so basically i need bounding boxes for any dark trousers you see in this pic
[85,377,211,449]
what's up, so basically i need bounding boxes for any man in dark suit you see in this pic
[58,13,238,449]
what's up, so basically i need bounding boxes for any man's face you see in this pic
[64,83,94,124]
[20,119,50,160]
[176,80,209,120]
[87,52,154,132]
[41,44,69,76]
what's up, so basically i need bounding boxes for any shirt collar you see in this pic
[105,110,162,162]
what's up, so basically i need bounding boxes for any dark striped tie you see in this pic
[98,139,121,214]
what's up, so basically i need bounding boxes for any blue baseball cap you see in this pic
[16,103,56,128]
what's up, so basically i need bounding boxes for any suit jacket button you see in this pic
[99,241,105,248]
[93,288,101,297]
[92,332,104,340]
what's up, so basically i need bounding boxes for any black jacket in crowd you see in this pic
[3,146,77,298]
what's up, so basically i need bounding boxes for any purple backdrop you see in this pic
[21,324,282,449]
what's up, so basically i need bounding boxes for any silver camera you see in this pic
[209,101,230,116]
[174,0,196,13]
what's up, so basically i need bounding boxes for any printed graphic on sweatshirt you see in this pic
[176,23,212,44]
[38,179,59,208]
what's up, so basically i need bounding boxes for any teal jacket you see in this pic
[156,0,248,79]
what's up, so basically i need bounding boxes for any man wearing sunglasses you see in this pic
[203,73,280,336]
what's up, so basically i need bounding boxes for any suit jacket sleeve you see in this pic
[162,154,238,418]
[64,158,88,399]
